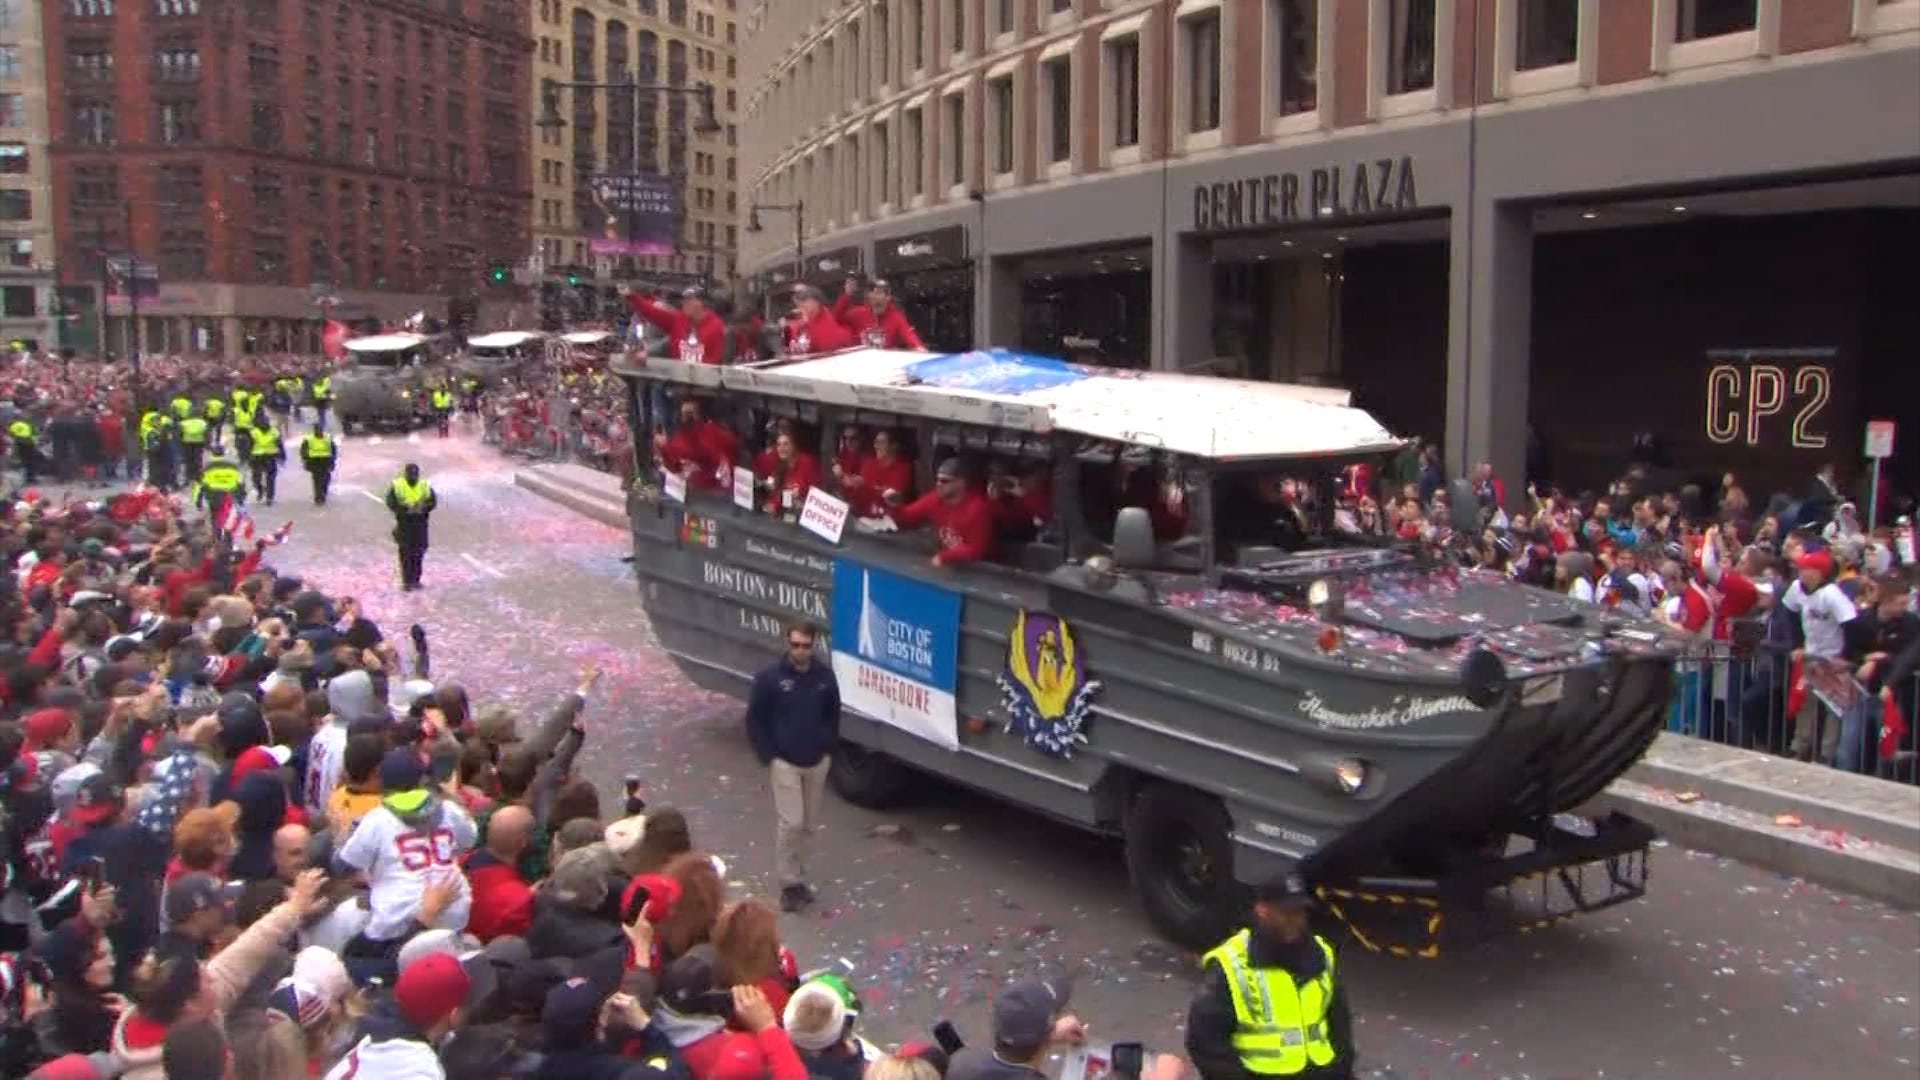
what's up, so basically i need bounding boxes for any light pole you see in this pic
[536,75,721,283]
[746,201,804,305]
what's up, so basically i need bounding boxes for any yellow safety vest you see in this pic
[389,476,432,510]
[170,397,192,418]
[432,389,453,409]
[200,460,243,492]
[249,426,281,458]
[302,434,334,460]
[205,398,225,418]
[311,377,332,400]
[179,417,209,444]
[233,402,256,432]
[7,419,32,441]
[1201,930,1338,1076]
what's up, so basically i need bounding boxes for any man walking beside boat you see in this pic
[745,619,841,913]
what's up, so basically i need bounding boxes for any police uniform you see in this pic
[197,455,246,521]
[142,412,177,492]
[178,413,210,479]
[247,421,286,504]
[8,415,37,483]
[300,430,338,505]
[310,375,333,430]
[385,467,437,590]
[431,387,455,436]
[1184,876,1353,1080]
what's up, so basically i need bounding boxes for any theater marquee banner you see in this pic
[588,173,678,257]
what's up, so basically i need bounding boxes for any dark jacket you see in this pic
[1186,930,1354,1080]
[796,1041,870,1080]
[541,1024,692,1080]
[62,822,168,987]
[744,658,840,768]
[526,892,627,962]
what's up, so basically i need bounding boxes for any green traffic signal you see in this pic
[567,274,580,286]
[489,266,508,283]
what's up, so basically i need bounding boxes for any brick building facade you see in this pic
[44,0,533,359]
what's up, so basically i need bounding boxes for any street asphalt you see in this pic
[150,419,1917,1080]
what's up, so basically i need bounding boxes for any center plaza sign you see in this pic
[1192,155,1419,233]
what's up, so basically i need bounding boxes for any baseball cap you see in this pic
[68,773,124,827]
[165,873,240,925]
[1796,550,1835,577]
[1253,871,1315,908]
[23,708,71,748]
[992,977,1073,1054]
[378,747,428,793]
[396,929,485,974]
[791,284,822,303]
[935,457,965,480]
[542,975,613,1045]
[50,762,102,813]
[394,951,497,1029]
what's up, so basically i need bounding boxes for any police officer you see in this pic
[247,417,286,505]
[310,372,333,431]
[178,409,210,480]
[1185,874,1354,1080]
[299,423,337,505]
[143,412,177,492]
[169,391,194,423]
[8,412,38,483]
[386,462,437,591]
[231,386,259,440]
[196,452,246,530]
[431,384,455,437]
[204,392,226,446]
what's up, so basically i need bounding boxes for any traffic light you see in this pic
[487,263,510,284]
[566,272,581,286]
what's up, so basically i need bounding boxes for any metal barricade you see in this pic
[1670,633,1918,786]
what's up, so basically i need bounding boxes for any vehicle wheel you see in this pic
[1124,783,1247,951]
[828,741,914,809]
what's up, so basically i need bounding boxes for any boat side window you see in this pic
[833,422,919,518]
[1213,470,1325,564]
[749,410,824,520]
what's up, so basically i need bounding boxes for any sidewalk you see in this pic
[516,462,1920,909]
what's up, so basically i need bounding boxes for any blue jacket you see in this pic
[744,657,841,768]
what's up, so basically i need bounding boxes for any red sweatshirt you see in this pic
[462,849,536,942]
[892,490,996,564]
[661,420,739,491]
[161,556,216,615]
[846,455,914,517]
[784,309,857,357]
[834,295,925,350]
[759,452,823,516]
[679,1027,808,1080]
[628,294,727,365]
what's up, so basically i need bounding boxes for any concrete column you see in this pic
[977,252,1021,349]
[1152,232,1212,373]
[1444,200,1532,509]
[222,317,245,363]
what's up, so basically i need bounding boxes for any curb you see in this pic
[1595,780,1920,909]
[514,469,627,531]
[1623,756,1920,853]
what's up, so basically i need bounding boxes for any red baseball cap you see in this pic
[229,745,282,785]
[394,952,495,1028]
[23,708,71,749]
[1796,550,1834,577]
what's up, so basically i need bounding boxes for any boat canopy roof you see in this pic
[562,330,614,345]
[467,330,545,349]
[343,333,429,353]
[617,347,1405,462]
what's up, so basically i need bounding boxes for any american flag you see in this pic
[219,501,295,547]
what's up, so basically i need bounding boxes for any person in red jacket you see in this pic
[833,278,925,350]
[783,286,856,358]
[890,456,996,567]
[758,429,821,520]
[626,286,727,365]
[97,408,126,480]
[462,804,536,942]
[658,947,808,1080]
[657,401,739,491]
[839,427,913,518]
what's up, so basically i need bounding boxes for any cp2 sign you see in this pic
[1704,361,1831,450]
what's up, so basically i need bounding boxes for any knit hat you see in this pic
[547,845,614,911]
[291,945,352,1008]
[783,976,858,1051]
[23,708,71,749]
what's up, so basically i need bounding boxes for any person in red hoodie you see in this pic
[463,804,536,942]
[626,286,727,365]
[757,430,821,520]
[96,408,126,481]
[656,401,740,492]
[833,278,925,350]
[654,947,806,1080]
[839,428,914,518]
[782,286,856,358]
[890,456,995,567]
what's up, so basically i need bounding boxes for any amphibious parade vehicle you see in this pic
[336,332,441,433]
[615,347,1685,952]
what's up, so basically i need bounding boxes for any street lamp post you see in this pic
[93,202,143,412]
[536,75,721,287]
[745,201,805,305]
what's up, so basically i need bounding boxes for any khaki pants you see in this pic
[771,757,831,887]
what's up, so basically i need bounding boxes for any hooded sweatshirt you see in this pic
[323,998,447,1080]
[307,670,378,818]
[334,789,476,940]
[229,770,290,879]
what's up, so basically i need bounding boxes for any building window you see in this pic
[154,0,200,14]
[0,190,28,222]
[0,142,24,174]
[69,47,115,82]
[904,107,924,198]
[906,0,924,71]
[0,45,18,81]
[250,103,282,151]
[668,0,686,25]
[1515,0,1579,68]
[155,45,199,82]
[1,286,33,318]
[875,1,891,85]
[1677,0,1756,40]
[1042,55,1071,165]
[1385,0,1438,93]
[944,92,964,186]
[1107,33,1139,149]
[988,75,1014,176]
[158,100,200,143]
[0,0,16,27]
[1183,11,1222,133]
[875,119,891,207]
[8,239,33,269]
[1272,0,1318,115]
[950,0,965,52]
[994,0,1013,36]
[71,101,114,143]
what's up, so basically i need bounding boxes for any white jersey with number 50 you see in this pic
[335,799,477,941]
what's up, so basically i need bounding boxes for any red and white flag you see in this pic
[219,500,255,542]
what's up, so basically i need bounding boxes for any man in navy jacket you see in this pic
[745,620,840,913]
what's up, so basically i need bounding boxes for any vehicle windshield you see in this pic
[351,348,413,370]
[1211,454,1402,569]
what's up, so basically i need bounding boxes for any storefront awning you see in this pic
[468,331,545,349]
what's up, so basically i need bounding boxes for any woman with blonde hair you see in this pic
[713,897,798,1013]
[865,1052,944,1080]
